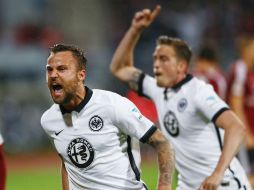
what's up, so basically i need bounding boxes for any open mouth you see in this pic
[154,72,161,77]
[52,84,62,91]
[51,84,63,96]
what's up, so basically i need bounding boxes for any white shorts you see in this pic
[177,157,252,190]
[218,177,252,190]
[176,176,252,190]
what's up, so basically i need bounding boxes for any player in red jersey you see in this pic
[227,36,254,186]
[126,90,158,123]
[192,44,227,100]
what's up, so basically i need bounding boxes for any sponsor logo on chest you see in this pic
[67,138,95,168]
[163,98,189,137]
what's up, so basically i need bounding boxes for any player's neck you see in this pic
[63,85,86,111]
[176,73,187,84]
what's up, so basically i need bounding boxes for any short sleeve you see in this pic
[40,112,55,145]
[113,96,157,143]
[194,83,229,122]
[40,111,51,136]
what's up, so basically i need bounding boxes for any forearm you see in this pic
[148,130,175,189]
[198,110,247,189]
[156,140,175,189]
[214,122,245,175]
[110,5,161,75]
[110,25,141,74]
[110,25,143,89]
[61,162,69,190]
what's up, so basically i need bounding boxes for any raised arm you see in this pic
[198,110,246,190]
[110,5,161,90]
[147,129,175,190]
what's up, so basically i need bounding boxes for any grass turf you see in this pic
[7,168,61,190]
[7,161,177,190]
[141,161,178,189]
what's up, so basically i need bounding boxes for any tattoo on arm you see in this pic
[128,70,142,91]
[147,130,175,187]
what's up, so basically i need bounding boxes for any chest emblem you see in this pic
[67,138,94,168]
[163,111,179,137]
[177,98,188,112]
[89,115,104,131]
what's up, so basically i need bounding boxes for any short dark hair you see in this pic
[156,36,192,64]
[50,44,87,70]
[197,45,218,62]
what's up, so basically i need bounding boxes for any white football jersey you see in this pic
[138,74,251,190]
[41,87,156,190]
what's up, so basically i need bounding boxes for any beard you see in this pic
[49,79,79,106]
[51,89,75,105]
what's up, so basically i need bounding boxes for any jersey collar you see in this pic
[60,86,93,114]
[171,74,193,91]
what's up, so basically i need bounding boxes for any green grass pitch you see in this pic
[7,161,177,190]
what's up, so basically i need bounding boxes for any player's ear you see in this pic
[78,69,86,81]
[177,60,188,73]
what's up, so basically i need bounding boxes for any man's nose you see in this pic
[153,60,160,68]
[49,70,59,79]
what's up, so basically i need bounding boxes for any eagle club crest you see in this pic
[177,98,188,112]
[89,115,104,131]
[67,138,94,168]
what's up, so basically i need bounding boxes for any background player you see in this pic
[227,36,254,187]
[41,44,175,190]
[192,44,227,100]
[110,5,252,190]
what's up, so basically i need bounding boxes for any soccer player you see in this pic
[227,36,254,187]
[192,44,227,100]
[0,134,6,190]
[40,44,175,190]
[110,5,252,190]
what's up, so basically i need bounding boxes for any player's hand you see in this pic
[197,171,223,190]
[131,5,161,31]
